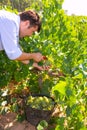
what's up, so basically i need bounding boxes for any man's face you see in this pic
[19,20,38,38]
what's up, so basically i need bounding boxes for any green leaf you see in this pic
[37,120,48,130]
[73,73,83,79]
[52,81,67,95]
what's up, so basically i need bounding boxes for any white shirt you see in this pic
[0,10,22,60]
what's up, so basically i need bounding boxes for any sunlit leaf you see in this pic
[52,81,67,95]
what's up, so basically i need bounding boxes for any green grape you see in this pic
[26,96,54,110]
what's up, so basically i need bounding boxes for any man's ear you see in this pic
[25,20,30,28]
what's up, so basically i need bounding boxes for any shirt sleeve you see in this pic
[1,19,22,60]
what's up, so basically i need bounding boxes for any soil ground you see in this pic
[0,112,36,130]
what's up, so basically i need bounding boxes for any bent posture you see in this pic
[0,9,43,65]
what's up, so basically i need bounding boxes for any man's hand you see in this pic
[31,53,43,62]
[33,62,50,71]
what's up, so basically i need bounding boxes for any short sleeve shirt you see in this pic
[0,10,22,60]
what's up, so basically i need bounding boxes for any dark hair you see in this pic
[19,10,41,32]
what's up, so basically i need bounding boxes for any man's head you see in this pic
[19,10,41,37]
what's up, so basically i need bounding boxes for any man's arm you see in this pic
[21,60,30,64]
[15,52,43,64]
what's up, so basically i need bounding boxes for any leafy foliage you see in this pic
[0,0,87,129]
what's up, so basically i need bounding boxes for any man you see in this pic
[0,9,48,70]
